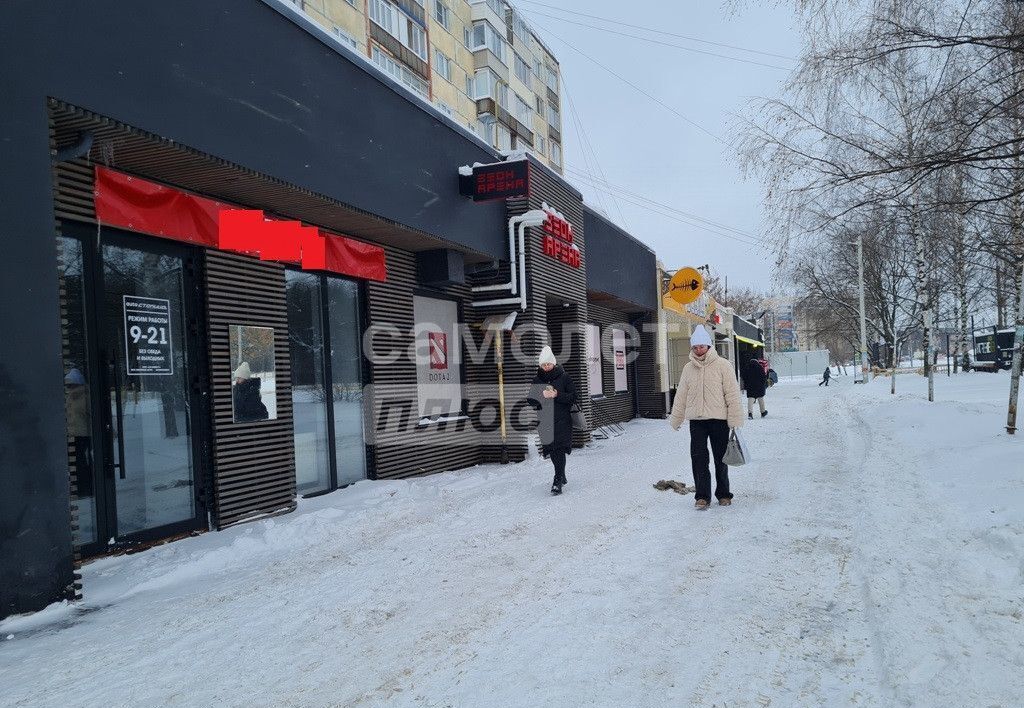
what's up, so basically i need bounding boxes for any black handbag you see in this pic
[570,402,586,430]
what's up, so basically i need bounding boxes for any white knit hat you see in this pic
[233,362,252,380]
[690,326,713,348]
[538,345,557,366]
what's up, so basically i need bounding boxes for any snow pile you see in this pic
[1,374,1021,706]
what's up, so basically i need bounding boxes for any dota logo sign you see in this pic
[428,331,448,370]
[540,208,580,269]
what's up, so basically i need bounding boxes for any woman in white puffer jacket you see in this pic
[668,325,745,510]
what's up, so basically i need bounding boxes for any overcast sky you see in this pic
[519,0,800,292]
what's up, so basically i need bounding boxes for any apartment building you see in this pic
[290,0,564,171]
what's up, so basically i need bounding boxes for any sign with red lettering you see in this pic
[540,208,580,268]
[460,160,530,201]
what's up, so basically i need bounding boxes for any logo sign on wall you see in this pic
[123,296,173,375]
[413,296,462,418]
[585,323,603,396]
[459,160,530,202]
[612,328,628,392]
[541,206,581,268]
[428,331,448,370]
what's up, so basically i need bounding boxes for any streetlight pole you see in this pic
[856,234,870,383]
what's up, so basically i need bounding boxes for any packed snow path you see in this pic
[2,375,1022,707]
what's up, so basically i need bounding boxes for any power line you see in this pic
[567,170,769,249]
[560,73,632,230]
[515,0,796,61]
[521,8,795,72]
[564,165,766,243]
[531,26,727,145]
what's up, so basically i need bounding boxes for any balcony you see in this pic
[370,23,429,80]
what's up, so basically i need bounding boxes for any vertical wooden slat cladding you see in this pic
[507,157,592,448]
[204,250,296,527]
[634,311,667,418]
[366,246,484,479]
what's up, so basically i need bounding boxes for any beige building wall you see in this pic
[291,0,564,170]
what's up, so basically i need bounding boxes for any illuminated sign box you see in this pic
[459,160,530,201]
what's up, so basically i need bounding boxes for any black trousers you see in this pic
[689,419,732,502]
[551,450,567,484]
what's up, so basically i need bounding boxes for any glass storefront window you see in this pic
[59,236,97,547]
[286,271,366,493]
[285,271,332,494]
[328,278,367,487]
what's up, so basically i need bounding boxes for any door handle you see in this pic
[108,352,128,480]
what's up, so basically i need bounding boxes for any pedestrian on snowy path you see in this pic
[668,326,745,510]
[741,357,769,419]
[527,345,578,495]
[818,367,831,387]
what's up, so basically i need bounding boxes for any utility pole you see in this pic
[857,233,870,384]
[1007,261,1024,434]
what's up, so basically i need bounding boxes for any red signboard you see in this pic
[461,160,530,201]
[94,167,386,282]
[540,209,580,268]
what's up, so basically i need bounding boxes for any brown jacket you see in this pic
[668,348,745,430]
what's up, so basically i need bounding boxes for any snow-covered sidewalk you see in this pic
[2,374,1022,707]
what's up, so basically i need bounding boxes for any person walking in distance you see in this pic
[818,366,831,387]
[741,357,769,419]
[668,326,745,510]
[527,345,578,495]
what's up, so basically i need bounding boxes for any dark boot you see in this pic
[761,409,768,418]
[551,479,562,495]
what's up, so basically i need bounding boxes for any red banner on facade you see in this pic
[94,166,224,247]
[93,167,386,282]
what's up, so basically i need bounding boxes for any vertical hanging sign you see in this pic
[612,328,628,392]
[123,296,174,375]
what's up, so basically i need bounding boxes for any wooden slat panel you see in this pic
[204,249,297,528]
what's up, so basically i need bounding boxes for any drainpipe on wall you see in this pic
[472,210,547,310]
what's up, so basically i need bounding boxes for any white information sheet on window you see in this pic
[585,323,603,396]
[612,327,628,392]
[413,295,462,418]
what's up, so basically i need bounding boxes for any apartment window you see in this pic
[545,64,559,92]
[536,135,546,156]
[434,0,451,30]
[369,0,397,35]
[408,22,427,60]
[434,49,452,82]
[332,26,359,51]
[534,59,542,79]
[474,68,507,108]
[514,92,532,126]
[477,115,496,143]
[465,74,474,98]
[511,12,531,47]
[535,95,546,120]
[472,20,507,64]
[435,100,454,117]
[548,103,560,127]
[551,141,562,165]
[496,123,512,152]
[464,26,472,48]
[371,0,428,61]
[371,45,429,98]
[514,53,531,85]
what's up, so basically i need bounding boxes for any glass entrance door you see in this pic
[101,240,201,537]
[60,226,207,553]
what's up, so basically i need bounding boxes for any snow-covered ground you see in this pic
[2,373,1022,707]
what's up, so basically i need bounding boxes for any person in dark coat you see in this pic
[232,361,269,423]
[527,345,577,495]
[741,357,768,419]
[819,367,831,387]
